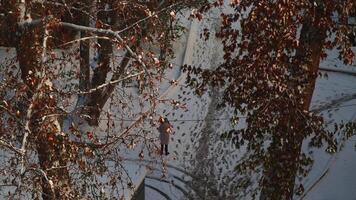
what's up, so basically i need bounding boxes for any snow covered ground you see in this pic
[143,8,356,200]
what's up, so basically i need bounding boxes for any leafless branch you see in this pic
[78,71,145,95]
[0,138,23,155]
[116,2,183,34]
[0,105,24,126]
[50,22,151,78]
[58,36,111,47]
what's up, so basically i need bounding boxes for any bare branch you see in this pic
[59,22,151,76]
[116,2,182,34]
[0,138,23,155]
[20,20,151,76]
[20,95,34,174]
[0,105,24,126]
[78,71,145,95]
[58,36,111,47]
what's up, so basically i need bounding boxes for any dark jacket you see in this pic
[158,122,172,145]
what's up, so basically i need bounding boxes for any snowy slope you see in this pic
[301,72,356,200]
[143,6,356,200]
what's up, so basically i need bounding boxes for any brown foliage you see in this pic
[186,0,355,199]
[0,0,206,199]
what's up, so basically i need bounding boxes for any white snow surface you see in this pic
[143,6,356,200]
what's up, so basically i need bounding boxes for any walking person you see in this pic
[158,117,172,155]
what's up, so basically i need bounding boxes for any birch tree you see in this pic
[0,0,206,199]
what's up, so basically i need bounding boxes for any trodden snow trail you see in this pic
[189,53,222,199]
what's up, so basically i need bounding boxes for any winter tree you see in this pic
[186,0,356,199]
[0,0,206,199]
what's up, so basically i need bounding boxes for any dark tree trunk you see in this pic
[0,1,18,47]
[260,15,327,200]
[78,2,91,92]
[84,0,116,126]
[75,0,148,126]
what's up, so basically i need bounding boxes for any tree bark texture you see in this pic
[260,16,327,200]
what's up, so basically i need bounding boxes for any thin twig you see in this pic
[0,139,23,155]
[52,21,152,78]
[78,71,145,95]
[0,105,24,126]
[117,2,183,34]
[58,36,111,47]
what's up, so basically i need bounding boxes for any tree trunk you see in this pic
[14,3,73,198]
[84,0,116,126]
[78,1,91,93]
[0,1,18,47]
[28,80,73,200]
[260,17,327,200]
[70,0,146,126]
[16,30,71,199]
